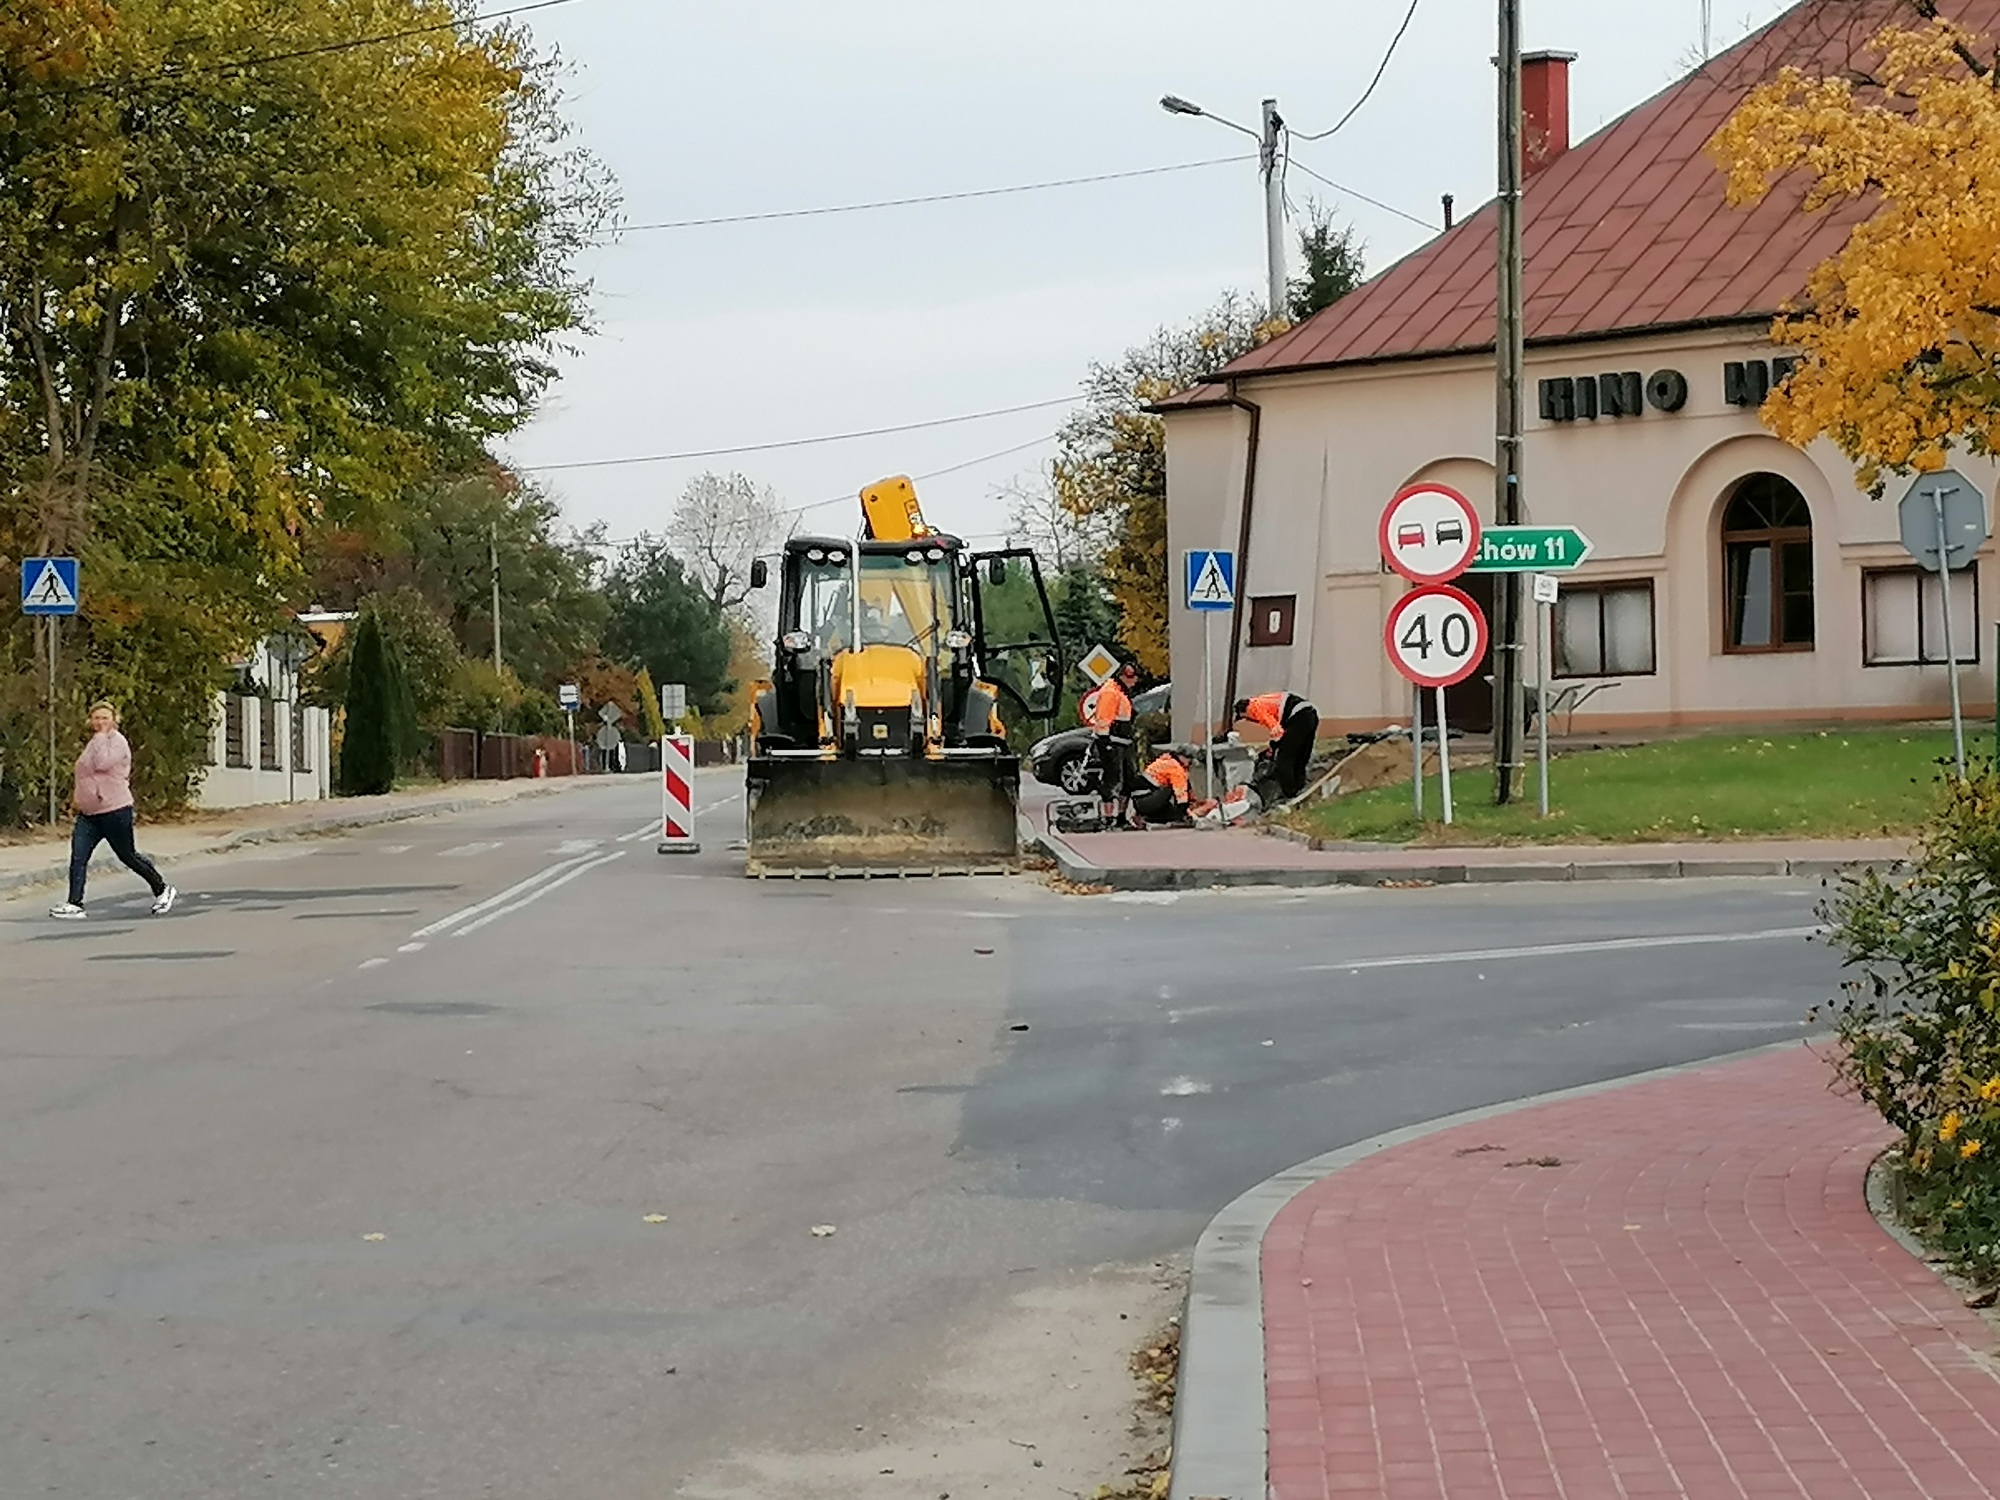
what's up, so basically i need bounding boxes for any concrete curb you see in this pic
[1033,835,1901,892]
[1167,1037,1816,1500]
[0,777,625,898]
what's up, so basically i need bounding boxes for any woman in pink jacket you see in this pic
[49,701,177,920]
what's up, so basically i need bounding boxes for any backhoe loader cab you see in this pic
[744,492,1062,875]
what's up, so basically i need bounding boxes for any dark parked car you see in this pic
[1028,682,1170,793]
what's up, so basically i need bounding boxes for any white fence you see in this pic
[198,693,332,807]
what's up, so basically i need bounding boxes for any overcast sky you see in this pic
[494,0,1798,550]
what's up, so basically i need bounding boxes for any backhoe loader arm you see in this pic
[858,475,932,542]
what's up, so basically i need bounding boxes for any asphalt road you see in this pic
[0,773,1842,1497]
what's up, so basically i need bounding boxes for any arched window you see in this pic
[1722,474,1814,651]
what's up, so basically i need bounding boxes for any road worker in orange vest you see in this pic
[1130,747,1216,826]
[1229,690,1321,800]
[1089,661,1141,823]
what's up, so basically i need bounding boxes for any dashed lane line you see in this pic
[407,850,609,940]
[1299,926,1821,974]
[438,840,504,858]
[452,851,627,936]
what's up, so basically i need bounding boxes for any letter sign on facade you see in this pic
[1538,369,1687,423]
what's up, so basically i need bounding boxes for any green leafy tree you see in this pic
[0,0,610,819]
[602,539,734,714]
[1053,294,1276,675]
[1288,200,1367,320]
[394,471,607,688]
[310,588,461,729]
[1051,566,1125,679]
[339,612,399,796]
[635,667,669,739]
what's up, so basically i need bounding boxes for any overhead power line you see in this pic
[1293,0,1424,142]
[25,0,575,97]
[575,432,1060,550]
[518,395,1078,474]
[182,0,576,78]
[782,433,1056,520]
[1288,157,1440,231]
[615,154,1257,234]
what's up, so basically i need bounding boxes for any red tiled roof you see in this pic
[1201,0,1981,388]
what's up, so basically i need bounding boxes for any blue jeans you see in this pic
[69,807,165,907]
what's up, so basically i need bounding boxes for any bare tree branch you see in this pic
[666,471,789,619]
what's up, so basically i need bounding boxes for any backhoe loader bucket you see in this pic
[746,755,1021,875]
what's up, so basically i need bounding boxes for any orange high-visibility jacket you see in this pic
[1241,691,1292,739]
[1090,679,1133,734]
[1142,754,1190,802]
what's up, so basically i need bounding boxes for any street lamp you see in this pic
[1160,93,1288,318]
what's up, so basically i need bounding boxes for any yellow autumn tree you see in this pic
[1710,16,2000,492]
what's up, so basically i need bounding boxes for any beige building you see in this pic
[1162,1,1999,739]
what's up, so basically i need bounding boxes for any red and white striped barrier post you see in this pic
[659,734,700,854]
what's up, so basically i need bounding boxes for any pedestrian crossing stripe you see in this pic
[21,557,78,614]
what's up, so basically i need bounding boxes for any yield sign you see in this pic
[20,557,80,616]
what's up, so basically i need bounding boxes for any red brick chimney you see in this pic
[1522,50,1576,178]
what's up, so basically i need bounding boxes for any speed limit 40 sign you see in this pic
[1384,584,1489,689]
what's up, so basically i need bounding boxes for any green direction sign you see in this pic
[1467,525,1593,572]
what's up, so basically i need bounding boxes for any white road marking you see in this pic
[1111,892,1179,905]
[398,942,426,953]
[1301,926,1821,974]
[408,850,609,939]
[614,787,741,843]
[380,844,412,855]
[439,841,503,858]
[549,839,602,856]
[1160,1076,1212,1096]
[452,851,627,936]
[358,957,389,970]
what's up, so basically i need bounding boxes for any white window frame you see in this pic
[1862,566,1980,667]
[1553,579,1657,679]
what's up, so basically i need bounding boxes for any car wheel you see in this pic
[1056,753,1094,794]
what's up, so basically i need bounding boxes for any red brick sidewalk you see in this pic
[1262,1047,2000,1499]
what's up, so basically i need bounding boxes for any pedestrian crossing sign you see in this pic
[1184,549,1235,612]
[20,557,79,616]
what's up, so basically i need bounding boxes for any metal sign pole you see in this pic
[1203,611,1215,800]
[1536,599,1550,817]
[1412,682,1424,820]
[1933,490,1967,776]
[1435,686,1454,825]
[46,617,58,826]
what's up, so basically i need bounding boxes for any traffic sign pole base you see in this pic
[657,839,701,856]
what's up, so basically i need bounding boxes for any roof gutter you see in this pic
[1219,380,1262,723]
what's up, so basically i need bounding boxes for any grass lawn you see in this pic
[1286,727,1989,846]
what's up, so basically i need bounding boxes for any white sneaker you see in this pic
[49,903,85,921]
[151,886,178,916]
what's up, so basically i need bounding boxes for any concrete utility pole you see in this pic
[1159,92,1289,319]
[489,522,503,673]
[1492,0,1527,806]
[1260,98,1287,319]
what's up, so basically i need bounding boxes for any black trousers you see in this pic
[69,807,165,907]
[1271,704,1320,798]
[1096,736,1137,808]
[1130,783,1189,824]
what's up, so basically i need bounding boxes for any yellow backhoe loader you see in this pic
[743,475,1062,875]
